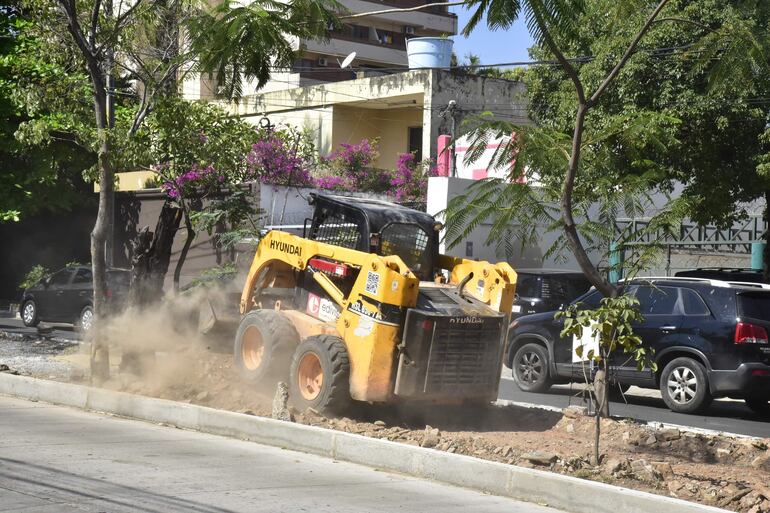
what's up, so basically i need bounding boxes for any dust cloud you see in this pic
[85,286,274,414]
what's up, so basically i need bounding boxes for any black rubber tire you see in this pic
[233,310,300,385]
[745,396,770,416]
[511,343,552,393]
[660,357,713,414]
[21,300,39,327]
[76,305,94,334]
[289,335,351,414]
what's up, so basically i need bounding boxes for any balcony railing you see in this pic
[331,27,407,51]
[365,0,455,16]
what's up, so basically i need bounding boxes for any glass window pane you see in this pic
[635,286,678,315]
[49,270,72,286]
[73,268,92,284]
[681,288,709,315]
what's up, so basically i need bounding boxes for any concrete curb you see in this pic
[0,373,728,513]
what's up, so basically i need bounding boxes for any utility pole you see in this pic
[441,100,458,177]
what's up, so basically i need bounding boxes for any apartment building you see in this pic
[183,0,458,98]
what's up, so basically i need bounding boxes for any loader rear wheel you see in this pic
[234,310,299,386]
[289,335,350,415]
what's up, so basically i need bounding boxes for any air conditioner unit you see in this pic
[317,57,328,67]
[404,26,416,35]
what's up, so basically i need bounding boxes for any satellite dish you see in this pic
[340,51,356,69]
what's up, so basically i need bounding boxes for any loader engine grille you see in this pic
[394,309,505,399]
[425,320,503,392]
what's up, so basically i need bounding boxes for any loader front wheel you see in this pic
[290,335,350,415]
[234,310,299,386]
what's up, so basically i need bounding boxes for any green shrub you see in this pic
[19,265,50,290]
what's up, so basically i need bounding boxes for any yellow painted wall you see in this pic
[376,107,423,169]
[330,105,422,170]
[96,170,156,192]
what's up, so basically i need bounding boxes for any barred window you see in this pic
[380,223,430,279]
[312,212,361,250]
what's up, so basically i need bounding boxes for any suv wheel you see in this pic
[512,343,552,393]
[745,396,770,416]
[660,357,712,414]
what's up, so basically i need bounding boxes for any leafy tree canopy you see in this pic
[527,0,770,228]
[0,2,96,221]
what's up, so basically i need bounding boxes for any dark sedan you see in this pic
[20,266,130,333]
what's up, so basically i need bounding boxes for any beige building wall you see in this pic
[330,105,380,151]
[375,108,423,169]
[328,106,422,170]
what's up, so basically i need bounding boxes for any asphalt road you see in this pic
[1,315,767,438]
[0,316,80,342]
[0,396,563,513]
[497,373,770,438]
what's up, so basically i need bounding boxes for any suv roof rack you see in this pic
[627,276,770,290]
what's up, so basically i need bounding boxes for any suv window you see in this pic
[516,275,541,298]
[48,269,73,287]
[681,288,709,315]
[73,268,92,284]
[574,290,602,309]
[633,285,678,315]
[737,292,770,321]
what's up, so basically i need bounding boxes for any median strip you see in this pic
[0,373,729,513]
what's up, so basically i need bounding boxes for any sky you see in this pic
[448,7,535,67]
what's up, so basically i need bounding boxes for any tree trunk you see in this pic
[173,204,196,292]
[560,104,618,298]
[762,190,770,283]
[592,366,609,466]
[121,202,181,375]
[129,202,183,306]
[90,125,113,385]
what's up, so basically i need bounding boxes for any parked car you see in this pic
[511,269,591,320]
[20,265,130,333]
[506,277,770,415]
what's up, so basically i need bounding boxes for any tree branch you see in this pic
[652,16,711,31]
[589,0,671,106]
[114,0,144,30]
[56,0,107,112]
[529,0,586,105]
[89,0,102,47]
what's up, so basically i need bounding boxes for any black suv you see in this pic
[20,265,130,333]
[512,269,591,320]
[507,277,770,414]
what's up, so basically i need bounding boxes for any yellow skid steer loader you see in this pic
[235,193,517,413]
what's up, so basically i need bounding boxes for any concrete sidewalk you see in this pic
[0,395,563,513]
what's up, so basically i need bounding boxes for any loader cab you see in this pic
[306,193,439,281]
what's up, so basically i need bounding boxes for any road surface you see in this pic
[498,374,769,438]
[0,316,79,342]
[1,316,767,438]
[0,396,563,513]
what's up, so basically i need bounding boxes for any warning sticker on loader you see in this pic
[365,271,380,295]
